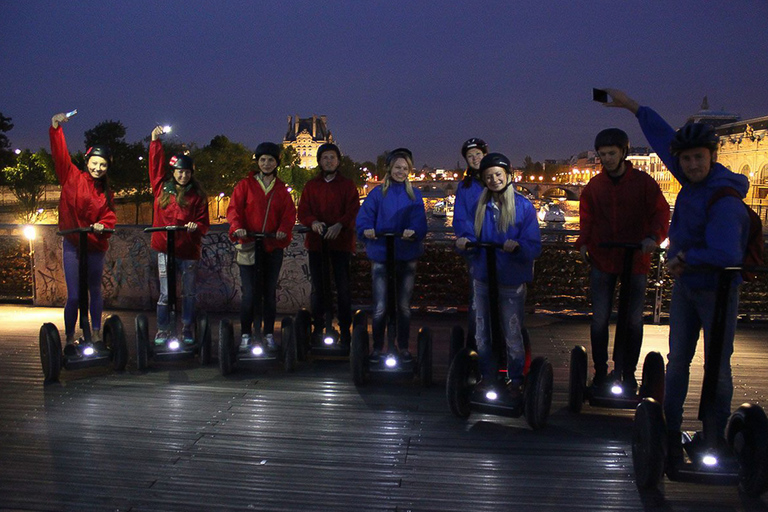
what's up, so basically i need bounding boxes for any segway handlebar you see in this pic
[234,231,277,240]
[144,225,191,233]
[373,231,416,241]
[465,240,519,253]
[57,226,115,236]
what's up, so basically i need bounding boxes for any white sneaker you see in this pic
[264,334,276,351]
[240,334,251,348]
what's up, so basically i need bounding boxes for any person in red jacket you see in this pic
[49,112,117,351]
[227,142,296,350]
[297,143,360,345]
[149,125,210,344]
[575,128,670,390]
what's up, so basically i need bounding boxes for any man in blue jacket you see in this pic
[604,88,750,469]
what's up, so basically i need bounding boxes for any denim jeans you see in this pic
[308,250,352,333]
[371,259,416,351]
[63,238,105,337]
[473,280,526,383]
[664,279,739,436]
[157,253,198,330]
[239,249,284,336]
[589,266,647,376]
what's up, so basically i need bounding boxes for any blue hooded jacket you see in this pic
[453,177,485,239]
[356,181,428,263]
[465,192,542,286]
[637,106,750,289]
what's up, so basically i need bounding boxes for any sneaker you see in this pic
[264,334,277,351]
[399,350,413,363]
[64,342,77,357]
[591,368,608,388]
[155,330,169,345]
[240,334,252,348]
[622,372,638,393]
[506,379,523,400]
[182,327,194,345]
[368,349,382,364]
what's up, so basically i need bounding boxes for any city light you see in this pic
[23,225,36,241]
[14,149,21,155]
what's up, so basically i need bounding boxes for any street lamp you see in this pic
[216,192,225,220]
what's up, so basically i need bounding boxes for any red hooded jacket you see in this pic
[49,126,116,253]
[226,172,296,252]
[297,173,360,253]
[149,141,210,260]
[575,162,670,274]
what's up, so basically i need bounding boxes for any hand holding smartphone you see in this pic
[592,88,608,103]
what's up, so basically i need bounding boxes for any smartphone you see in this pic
[162,125,172,134]
[65,109,78,118]
[592,89,608,103]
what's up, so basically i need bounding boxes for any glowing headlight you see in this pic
[702,454,718,467]
[611,384,623,395]
[169,340,180,350]
[323,336,334,346]
[485,390,498,401]
[385,356,397,368]
[83,346,95,356]
[252,346,264,356]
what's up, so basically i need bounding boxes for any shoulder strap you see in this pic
[707,187,742,210]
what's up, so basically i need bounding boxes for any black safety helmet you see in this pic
[84,145,113,167]
[670,122,719,156]
[316,142,341,163]
[478,152,511,175]
[594,128,630,157]
[386,147,413,167]
[461,138,489,159]
[253,142,282,164]
[169,154,195,172]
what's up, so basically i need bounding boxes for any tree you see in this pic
[0,112,15,175]
[277,145,313,198]
[191,135,253,197]
[2,150,48,223]
[337,155,366,188]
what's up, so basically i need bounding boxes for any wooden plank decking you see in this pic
[1,305,767,511]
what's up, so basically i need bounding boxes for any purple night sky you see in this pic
[2,1,767,169]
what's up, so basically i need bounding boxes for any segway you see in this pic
[218,231,296,375]
[633,266,768,496]
[569,242,665,413]
[293,226,354,360]
[445,241,553,430]
[351,232,432,387]
[39,226,127,383]
[135,225,212,371]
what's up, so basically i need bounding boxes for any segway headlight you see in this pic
[610,383,623,395]
[169,340,181,351]
[83,346,95,356]
[323,336,334,346]
[385,355,397,368]
[252,345,264,356]
[485,390,498,401]
[702,453,718,467]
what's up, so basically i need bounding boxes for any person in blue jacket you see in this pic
[456,153,542,400]
[357,148,428,363]
[454,138,489,346]
[604,88,750,467]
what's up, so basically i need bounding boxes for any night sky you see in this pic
[3,1,768,169]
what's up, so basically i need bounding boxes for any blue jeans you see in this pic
[157,253,198,330]
[589,266,647,376]
[371,259,417,351]
[239,249,283,336]
[473,280,526,383]
[664,280,739,436]
[63,239,105,338]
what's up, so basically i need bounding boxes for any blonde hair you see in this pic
[382,154,415,200]
[473,181,519,237]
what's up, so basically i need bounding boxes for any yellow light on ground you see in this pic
[23,225,36,240]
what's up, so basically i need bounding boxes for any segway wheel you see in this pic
[525,356,553,430]
[39,323,62,383]
[448,325,464,369]
[135,314,149,371]
[218,319,235,376]
[446,347,477,419]
[281,316,297,372]
[295,308,312,361]
[104,315,128,372]
[417,327,433,387]
[639,351,665,403]
[632,398,666,489]
[350,324,369,386]
[568,346,588,413]
[726,403,768,496]
[197,314,212,365]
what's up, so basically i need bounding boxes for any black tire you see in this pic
[350,324,369,386]
[449,325,464,369]
[632,398,666,489]
[104,315,128,372]
[135,314,149,371]
[446,347,477,419]
[525,357,553,430]
[282,316,297,372]
[197,314,212,366]
[417,327,433,387]
[568,346,588,413]
[295,308,312,361]
[39,323,62,383]
[726,403,768,496]
[219,319,234,376]
[639,351,665,402]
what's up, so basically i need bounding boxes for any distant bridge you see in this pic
[370,180,585,200]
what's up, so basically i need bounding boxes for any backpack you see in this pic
[707,187,765,281]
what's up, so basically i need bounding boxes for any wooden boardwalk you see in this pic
[1,305,768,511]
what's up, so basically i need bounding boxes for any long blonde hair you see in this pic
[474,180,518,237]
[382,154,415,200]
